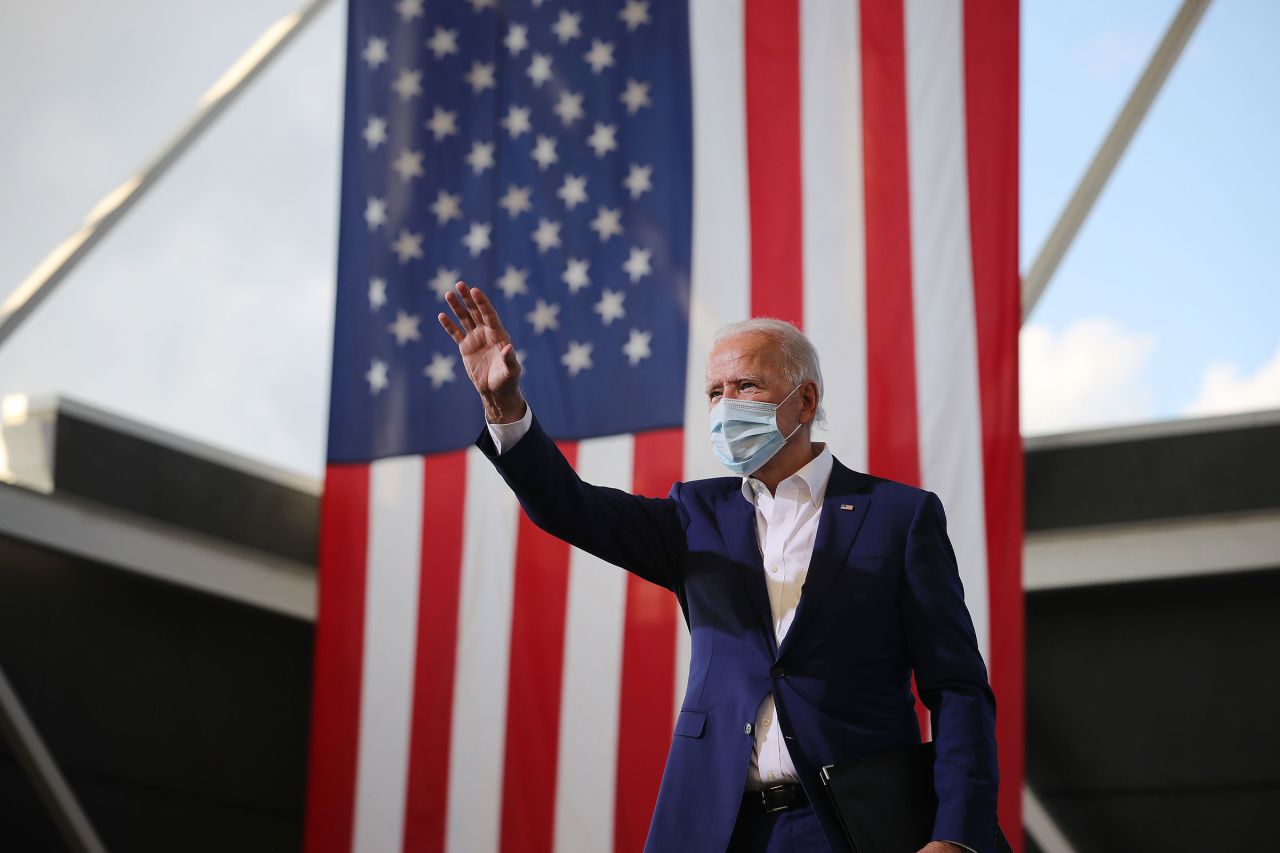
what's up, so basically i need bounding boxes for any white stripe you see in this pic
[352,456,423,853]
[801,0,869,471]
[445,450,521,853]
[552,435,632,853]
[905,0,991,660]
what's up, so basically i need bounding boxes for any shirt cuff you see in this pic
[487,404,533,455]
[941,842,977,853]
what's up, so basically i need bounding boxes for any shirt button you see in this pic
[768,772,777,781]
[763,717,771,727]
[744,723,753,735]
[769,565,779,574]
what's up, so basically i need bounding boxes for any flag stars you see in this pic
[366,359,390,394]
[552,10,583,44]
[553,91,585,126]
[424,353,457,388]
[429,266,460,300]
[583,39,615,74]
[499,185,532,218]
[465,140,496,174]
[504,23,529,55]
[619,0,651,31]
[532,135,559,171]
[563,258,590,293]
[368,277,388,311]
[363,115,387,149]
[392,229,424,263]
[590,206,623,242]
[502,104,533,138]
[426,107,458,141]
[393,148,425,182]
[364,196,387,230]
[527,53,553,87]
[468,0,498,11]
[526,299,561,333]
[532,217,562,253]
[624,246,652,282]
[389,310,422,346]
[362,37,389,69]
[392,68,423,101]
[623,329,653,365]
[462,221,492,256]
[619,79,652,115]
[561,341,594,376]
[427,27,460,59]
[624,163,653,198]
[594,289,626,325]
[430,189,462,225]
[558,174,588,209]
[465,62,497,93]
[587,122,618,158]
[395,0,424,23]
[497,265,530,299]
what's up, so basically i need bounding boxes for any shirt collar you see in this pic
[740,444,833,509]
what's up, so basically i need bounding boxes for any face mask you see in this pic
[708,385,803,476]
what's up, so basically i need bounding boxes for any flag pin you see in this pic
[840,504,855,511]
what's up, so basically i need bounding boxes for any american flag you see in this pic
[306,0,1022,851]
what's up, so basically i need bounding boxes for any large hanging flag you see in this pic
[305,1,1021,852]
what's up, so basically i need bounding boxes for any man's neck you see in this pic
[752,439,824,495]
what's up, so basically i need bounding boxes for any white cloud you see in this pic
[1020,318,1156,435]
[1183,341,1280,418]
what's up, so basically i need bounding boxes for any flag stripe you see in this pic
[744,0,804,326]
[353,457,424,853]
[800,0,869,469]
[403,451,468,853]
[614,428,684,853]
[500,442,579,853]
[304,463,370,853]
[860,0,921,488]
[445,451,520,853]
[962,0,1025,840]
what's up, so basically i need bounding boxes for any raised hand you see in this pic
[438,281,527,424]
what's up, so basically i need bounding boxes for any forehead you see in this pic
[705,332,784,382]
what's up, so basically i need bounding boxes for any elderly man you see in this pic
[438,282,998,853]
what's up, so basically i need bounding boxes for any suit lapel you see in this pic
[715,489,778,654]
[778,459,873,657]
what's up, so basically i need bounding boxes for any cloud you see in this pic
[1020,318,1156,435]
[1183,341,1280,417]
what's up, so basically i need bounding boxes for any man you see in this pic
[438,282,998,853]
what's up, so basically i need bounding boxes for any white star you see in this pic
[363,115,387,149]
[465,140,496,174]
[429,266,460,300]
[624,163,653,198]
[426,107,458,141]
[465,61,496,93]
[622,329,653,365]
[553,90,585,126]
[531,218,562,254]
[594,289,626,325]
[590,206,623,242]
[424,353,458,388]
[389,310,422,346]
[583,39,616,74]
[462,221,492,257]
[392,229,424,263]
[368,277,387,311]
[618,0,651,31]
[430,190,462,225]
[365,196,387,230]
[497,265,530,299]
[502,104,532,138]
[527,53,553,87]
[468,0,498,11]
[427,27,460,60]
[396,0,424,22]
[505,23,529,55]
[526,299,561,334]
[363,37,389,69]
[619,79,652,115]
[499,185,532,218]
[561,340,594,376]
[531,135,558,171]
[623,246,652,283]
[392,68,423,101]
[586,122,618,158]
[393,148,425,182]
[563,258,590,293]
[557,174,588,209]
[552,10,583,43]
[366,359,389,394]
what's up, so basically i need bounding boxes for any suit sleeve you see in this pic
[476,414,688,590]
[900,491,999,853]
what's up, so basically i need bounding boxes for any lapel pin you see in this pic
[840,504,854,511]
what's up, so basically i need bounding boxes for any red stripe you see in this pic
[745,0,804,326]
[963,1,1024,847]
[402,451,468,853]
[861,0,921,488]
[499,442,579,853]
[614,429,683,852]
[303,463,371,853]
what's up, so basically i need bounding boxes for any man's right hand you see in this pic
[437,281,527,424]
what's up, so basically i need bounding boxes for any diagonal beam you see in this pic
[0,0,335,352]
[1022,0,1213,322]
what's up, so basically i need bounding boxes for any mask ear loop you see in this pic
[777,383,807,445]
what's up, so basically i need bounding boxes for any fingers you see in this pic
[437,312,464,342]
[470,286,507,334]
[444,283,476,332]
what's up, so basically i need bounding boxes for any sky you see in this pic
[0,0,1277,479]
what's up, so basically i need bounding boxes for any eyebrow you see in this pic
[705,374,766,394]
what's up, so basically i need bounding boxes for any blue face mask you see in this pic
[708,385,803,476]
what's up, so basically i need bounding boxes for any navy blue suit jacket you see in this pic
[479,416,998,853]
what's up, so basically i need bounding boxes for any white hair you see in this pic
[712,318,827,426]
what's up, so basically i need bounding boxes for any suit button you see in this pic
[744,723,753,735]
[770,665,785,678]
